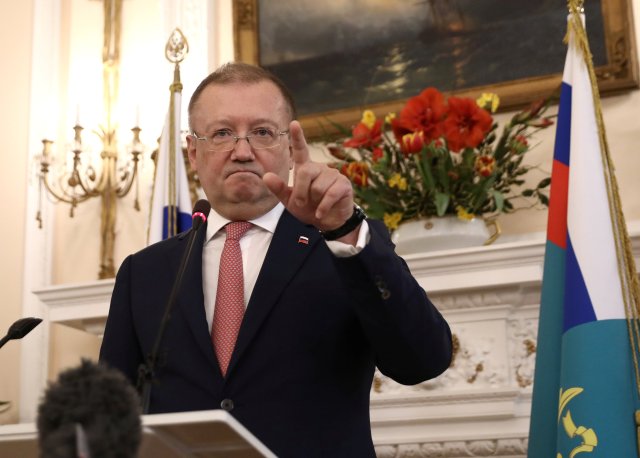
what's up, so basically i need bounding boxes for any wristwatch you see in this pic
[320,204,367,241]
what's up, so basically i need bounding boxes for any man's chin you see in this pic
[227,184,274,205]
[217,191,277,220]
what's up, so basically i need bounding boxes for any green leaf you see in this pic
[416,150,435,191]
[537,177,551,188]
[491,189,505,212]
[538,193,550,206]
[435,157,450,192]
[435,192,450,216]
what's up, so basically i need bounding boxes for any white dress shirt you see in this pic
[202,203,370,331]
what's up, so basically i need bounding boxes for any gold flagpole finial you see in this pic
[165,28,189,65]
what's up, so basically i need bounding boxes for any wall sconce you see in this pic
[36,120,142,279]
[35,0,140,279]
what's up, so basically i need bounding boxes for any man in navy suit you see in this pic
[100,62,452,457]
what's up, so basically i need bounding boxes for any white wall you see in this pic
[0,0,34,425]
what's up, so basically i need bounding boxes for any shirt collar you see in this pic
[204,202,285,243]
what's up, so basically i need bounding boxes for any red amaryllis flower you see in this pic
[391,87,447,143]
[475,155,496,177]
[400,131,426,156]
[340,162,368,187]
[371,147,384,162]
[443,97,493,152]
[343,117,382,149]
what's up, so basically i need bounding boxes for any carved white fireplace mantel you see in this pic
[29,224,640,458]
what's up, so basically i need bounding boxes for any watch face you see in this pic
[355,204,367,219]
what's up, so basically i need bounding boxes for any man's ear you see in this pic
[186,135,197,169]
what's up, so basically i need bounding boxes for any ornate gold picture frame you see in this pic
[233,0,638,139]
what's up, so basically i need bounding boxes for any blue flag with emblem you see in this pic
[528,3,640,457]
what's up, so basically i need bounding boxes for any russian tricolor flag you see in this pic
[147,83,193,245]
[528,11,639,457]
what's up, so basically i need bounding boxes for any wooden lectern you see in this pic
[0,409,276,457]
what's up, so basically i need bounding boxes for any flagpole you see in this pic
[167,58,183,237]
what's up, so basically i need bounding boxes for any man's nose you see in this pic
[231,137,254,160]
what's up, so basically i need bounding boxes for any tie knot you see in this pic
[225,221,252,241]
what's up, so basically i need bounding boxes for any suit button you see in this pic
[220,398,234,411]
[375,277,391,300]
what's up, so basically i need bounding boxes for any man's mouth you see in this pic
[226,169,262,178]
[226,169,261,178]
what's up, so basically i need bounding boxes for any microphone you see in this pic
[191,199,210,231]
[0,317,42,350]
[137,199,211,414]
[37,359,142,458]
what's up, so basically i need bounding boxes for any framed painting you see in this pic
[233,0,638,139]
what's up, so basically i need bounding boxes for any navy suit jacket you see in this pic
[100,212,452,457]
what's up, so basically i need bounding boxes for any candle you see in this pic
[42,139,53,159]
[75,104,81,126]
[135,105,140,127]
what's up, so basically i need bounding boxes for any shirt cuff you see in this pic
[325,220,370,257]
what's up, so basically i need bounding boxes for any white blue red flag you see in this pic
[147,78,193,244]
[528,6,640,457]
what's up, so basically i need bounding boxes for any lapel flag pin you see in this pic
[298,236,309,245]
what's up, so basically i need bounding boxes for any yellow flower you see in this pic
[387,173,408,190]
[476,93,500,113]
[385,112,397,124]
[361,110,377,129]
[383,212,403,230]
[456,206,475,221]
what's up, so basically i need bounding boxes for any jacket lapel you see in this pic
[226,211,320,375]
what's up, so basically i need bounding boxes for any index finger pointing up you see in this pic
[289,120,310,165]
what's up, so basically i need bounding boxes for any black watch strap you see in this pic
[320,204,367,241]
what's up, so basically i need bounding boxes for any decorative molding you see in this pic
[374,437,528,458]
[33,279,113,335]
[429,285,531,311]
[371,386,522,411]
[507,314,539,389]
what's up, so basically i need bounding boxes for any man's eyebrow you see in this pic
[200,118,281,131]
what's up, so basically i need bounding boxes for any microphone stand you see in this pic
[137,215,207,414]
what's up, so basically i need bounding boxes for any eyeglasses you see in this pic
[190,127,289,153]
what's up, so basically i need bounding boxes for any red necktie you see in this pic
[212,221,252,376]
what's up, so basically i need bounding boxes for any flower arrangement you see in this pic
[330,88,554,230]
